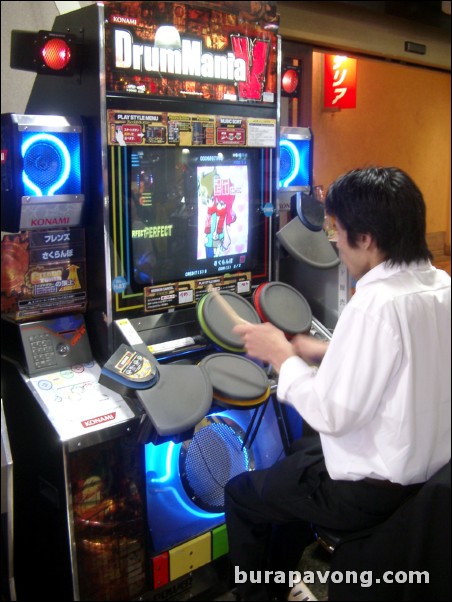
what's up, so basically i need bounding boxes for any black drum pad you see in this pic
[136,364,213,436]
[254,281,312,336]
[199,353,270,408]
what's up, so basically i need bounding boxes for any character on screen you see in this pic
[199,169,217,259]
[203,194,218,258]
[215,187,237,252]
[200,171,237,258]
[198,165,248,260]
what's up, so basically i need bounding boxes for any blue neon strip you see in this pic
[165,486,224,519]
[148,441,176,484]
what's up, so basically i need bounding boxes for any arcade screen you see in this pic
[126,146,270,291]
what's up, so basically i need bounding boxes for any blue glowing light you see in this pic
[147,441,176,484]
[280,139,300,188]
[21,133,71,195]
[145,438,224,519]
[165,486,224,519]
[145,413,249,523]
[279,138,311,189]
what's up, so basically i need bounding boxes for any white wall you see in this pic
[1,1,92,115]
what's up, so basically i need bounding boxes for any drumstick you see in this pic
[207,285,250,325]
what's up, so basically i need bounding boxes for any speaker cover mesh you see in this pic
[279,144,295,183]
[23,139,65,192]
[179,417,254,513]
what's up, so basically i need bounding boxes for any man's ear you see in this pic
[357,232,374,250]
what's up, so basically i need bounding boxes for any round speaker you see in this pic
[279,139,300,187]
[22,133,71,195]
[179,415,255,513]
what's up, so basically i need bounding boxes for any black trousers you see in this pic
[224,436,422,601]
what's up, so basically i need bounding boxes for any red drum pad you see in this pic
[197,291,261,353]
[255,282,312,336]
[199,353,270,408]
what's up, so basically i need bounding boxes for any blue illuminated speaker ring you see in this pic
[21,133,71,196]
[179,416,255,513]
[279,140,300,188]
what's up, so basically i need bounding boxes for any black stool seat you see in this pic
[313,461,451,601]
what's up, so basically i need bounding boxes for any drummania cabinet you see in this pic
[0,2,311,600]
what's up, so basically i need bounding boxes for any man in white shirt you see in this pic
[225,166,451,601]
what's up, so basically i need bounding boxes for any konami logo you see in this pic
[111,14,137,26]
[82,413,117,428]
[30,217,71,226]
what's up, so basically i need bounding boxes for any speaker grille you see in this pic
[23,139,65,192]
[279,144,296,183]
[180,418,254,513]
[20,130,82,197]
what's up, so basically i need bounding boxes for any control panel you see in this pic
[19,314,92,376]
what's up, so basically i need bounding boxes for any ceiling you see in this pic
[337,1,451,33]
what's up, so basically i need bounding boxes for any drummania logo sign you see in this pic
[113,30,270,100]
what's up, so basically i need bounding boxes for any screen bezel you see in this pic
[127,147,262,291]
[108,144,273,317]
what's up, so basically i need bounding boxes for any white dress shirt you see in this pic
[277,261,451,484]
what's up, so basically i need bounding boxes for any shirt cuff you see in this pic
[277,355,314,401]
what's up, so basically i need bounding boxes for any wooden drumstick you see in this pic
[207,285,250,325]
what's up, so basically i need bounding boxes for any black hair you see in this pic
[325,166,432,265]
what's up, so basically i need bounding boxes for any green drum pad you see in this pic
[197,291,261,352]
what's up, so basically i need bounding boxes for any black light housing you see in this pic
[281,64,301,98]
[10,30,77,76]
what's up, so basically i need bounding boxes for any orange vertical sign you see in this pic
[324,55,357,109]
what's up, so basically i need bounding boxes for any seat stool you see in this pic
[312,461,450,601]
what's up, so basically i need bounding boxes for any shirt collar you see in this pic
[356,260,433,289]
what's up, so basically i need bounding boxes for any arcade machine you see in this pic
[276,126,353,330]
[0,3,304,601]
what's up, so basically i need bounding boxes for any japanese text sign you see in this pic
[324,55,357,109]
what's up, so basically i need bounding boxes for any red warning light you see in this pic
[10,30,77,76]
[282,69,299,95]
[41,38,72,70]
[281,65,301,98]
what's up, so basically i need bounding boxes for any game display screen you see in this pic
[126,146,269,291]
